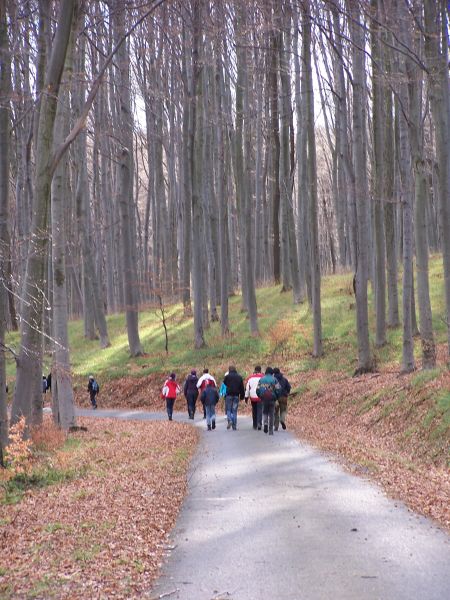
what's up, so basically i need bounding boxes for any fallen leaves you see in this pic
[0,418,199,599]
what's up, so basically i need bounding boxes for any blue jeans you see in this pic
[205,403,216,427]
[225,396,239,428]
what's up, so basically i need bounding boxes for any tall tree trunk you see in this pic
[0,0,10,448]
[12,0,75,427]
[113,0,142,356]
[424,0,450,356]
[406,8,435,369]
[349,0,372,373]
[191,0,206,348]
[280,3,301,303]
[50,42,76,430]
[397,61,415,373]
[303,0,322,357]
[269,13,281,284]
[371,0,386,347]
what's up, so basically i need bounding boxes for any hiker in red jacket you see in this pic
[161,373,181,421]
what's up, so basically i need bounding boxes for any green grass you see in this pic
[1,467,82,505]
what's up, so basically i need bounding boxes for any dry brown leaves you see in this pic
[0,418,199,599]
[288,348,450,533]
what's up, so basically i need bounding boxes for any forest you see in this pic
[0,0,449,446]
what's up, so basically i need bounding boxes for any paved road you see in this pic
[76,408,450,600]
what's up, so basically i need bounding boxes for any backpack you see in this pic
[256,381,276,402]
[92,380,99,393]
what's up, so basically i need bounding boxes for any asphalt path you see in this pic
[75,408,450,600]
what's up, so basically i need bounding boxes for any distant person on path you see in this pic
[197,369,216,419]
[46,372,52,393]
[256,367,282,435]
[245,365,264,430]
[88,375,100,409]
[201,380,219,431]
[162,372,181,421]
[223,366,245,430]
[183,369,199,419]
[42,375,48,394]
[273,368,291,431]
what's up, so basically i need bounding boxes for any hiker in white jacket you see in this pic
[245,366,263,430]
[196,369,217,419]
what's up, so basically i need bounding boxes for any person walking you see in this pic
[88,375,100,409]
[162,373,181,421]
[245,365,264,430]
[197,369,216,419]
[273,367,291,431]
[223,366,245,430]
[183,369,199,419]
[256,367,282,435]
[201,380,219,431]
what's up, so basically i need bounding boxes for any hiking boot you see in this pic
[274,427,278,431]
[232,424,236,430]
[264,424,268,434]
[168,416,172,421]
[212,420,216,430]
[227,421,232,430]
[281,422,286,430]
[257,426,261,430]
[207,424,211,430]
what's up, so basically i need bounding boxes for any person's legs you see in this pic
[201,397,206,419]
[268,401,275,435]
[279,398,287,429]
[211,403,216,429]
[225,396,232,428]
[256,402,263,429]
[166,398,175,420]
[263,400,269,433]
[205,404,212,429]
[251,401,257,429]
[231,397,239,429]
[274,401,280,430]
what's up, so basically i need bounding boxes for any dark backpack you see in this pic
[92,380,99,393]
[256,381,276,402]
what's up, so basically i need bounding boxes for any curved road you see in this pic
[76,408,450,600]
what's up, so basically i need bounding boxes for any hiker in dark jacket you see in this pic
[184,369,199,419]
[273,367,291,431]
[201,380,219,431]
[256,367,282,435]
[223,366,245,430]
[87,375,100,409]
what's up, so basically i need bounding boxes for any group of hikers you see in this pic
[161,366,291,435]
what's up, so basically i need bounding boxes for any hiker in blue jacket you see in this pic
[256,367,282,435]
[201,380,219,431]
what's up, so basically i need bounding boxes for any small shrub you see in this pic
[268,319,294,359]
[31,418,66,453]
[4,417,32,475]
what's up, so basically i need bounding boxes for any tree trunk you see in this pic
[406,8,435,369]
[371,0,387,347]
[114,0,142,356]
[50,45,76,430]
[269,14,281,284]
[12,0,75,428]
[191,0,206,349]
[280,3,301,303]
[424,0,450,356]
[303,1,322,357]
[0,0,10,447]
[349,0,372,373]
